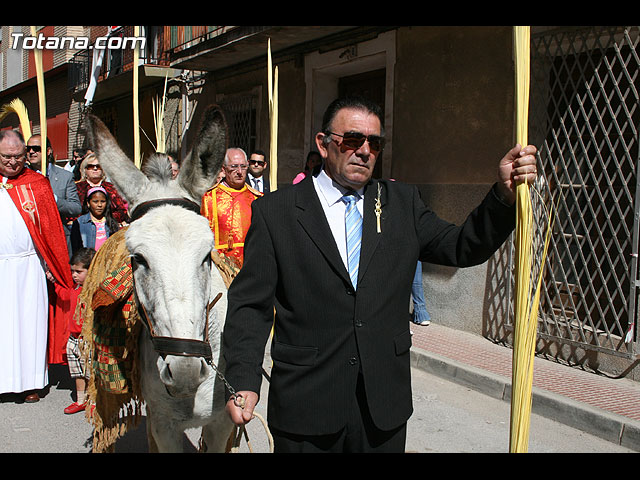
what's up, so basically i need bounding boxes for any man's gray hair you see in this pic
[0,129,25,145]
[224,147,247,165]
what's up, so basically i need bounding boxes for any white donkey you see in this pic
[85,106,234,452]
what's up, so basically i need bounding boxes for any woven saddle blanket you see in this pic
[76,228,237,452]
[78,228,239,396]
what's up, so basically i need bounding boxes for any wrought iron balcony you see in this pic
[163,26,235,53]
[68,26,170,93]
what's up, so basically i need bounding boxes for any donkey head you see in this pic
[85,106,227,397]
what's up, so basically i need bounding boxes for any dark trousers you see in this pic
[270,374,407,453]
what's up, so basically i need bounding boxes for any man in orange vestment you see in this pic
[201,148,262,269]
[0,130,73,403]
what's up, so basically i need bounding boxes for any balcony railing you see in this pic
[68,26,170,92]
[163,26,235,53]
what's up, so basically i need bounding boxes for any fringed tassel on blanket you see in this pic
[77,227,145,453]
[77,228,240,453]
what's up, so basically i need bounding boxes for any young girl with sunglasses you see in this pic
[70,186,120,253]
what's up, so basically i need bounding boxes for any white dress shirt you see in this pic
[247,173,263,193]
[312,168,364,270]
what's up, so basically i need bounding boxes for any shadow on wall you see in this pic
[481,237,640,381]
[482,239,513,346]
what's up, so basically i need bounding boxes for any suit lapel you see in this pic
[295,176,351,285]
[295,176,386,288]
[47,166,57,189]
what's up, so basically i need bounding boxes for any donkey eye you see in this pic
[132,253,148,268]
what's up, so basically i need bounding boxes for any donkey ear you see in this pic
[84,114,149,206]
[178,105,227,202]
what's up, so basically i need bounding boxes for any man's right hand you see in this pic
[225,390,259,425]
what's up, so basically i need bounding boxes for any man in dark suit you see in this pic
[27,134,81,256]
[245,149,270,193]
[223,96,538,452]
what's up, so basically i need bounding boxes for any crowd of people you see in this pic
[0,95,538,453]
[0,128,307,414]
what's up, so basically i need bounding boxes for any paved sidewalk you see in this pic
[409,322,640,451]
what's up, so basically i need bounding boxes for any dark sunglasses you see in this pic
[326,131,385,153]
[26,145,41,152]
[85,164,102,170]
[249,160,266,166]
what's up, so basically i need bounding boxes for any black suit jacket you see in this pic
[246,174,270,193]
[223,174,515,435]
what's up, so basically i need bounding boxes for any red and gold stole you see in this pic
[201,183,262,268]
[3,168,73,364]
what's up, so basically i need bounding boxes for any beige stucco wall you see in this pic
[391,26,514,185]
[184,60,308,185]
[391,26,515,336]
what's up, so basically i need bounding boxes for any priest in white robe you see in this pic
[0,130,72,403]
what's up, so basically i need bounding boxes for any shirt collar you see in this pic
[314,168,363,208]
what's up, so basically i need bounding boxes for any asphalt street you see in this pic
[0,360,633,454]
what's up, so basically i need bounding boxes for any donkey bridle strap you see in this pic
[150,336,213,360]
[129,196,221,363]
[130,197,201,222]
[136,292,223,363]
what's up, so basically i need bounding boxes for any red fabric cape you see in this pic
[4,168,73,364]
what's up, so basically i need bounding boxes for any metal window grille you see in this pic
[218,94,257,156]
[512,26,640,359]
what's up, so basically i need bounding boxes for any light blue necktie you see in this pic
[342,192,362,289]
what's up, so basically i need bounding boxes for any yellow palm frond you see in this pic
[509,25,553,453]
[30,26,47,176]
[0,98,32,140]
[152,74,168,154]
[268,39,278,192]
